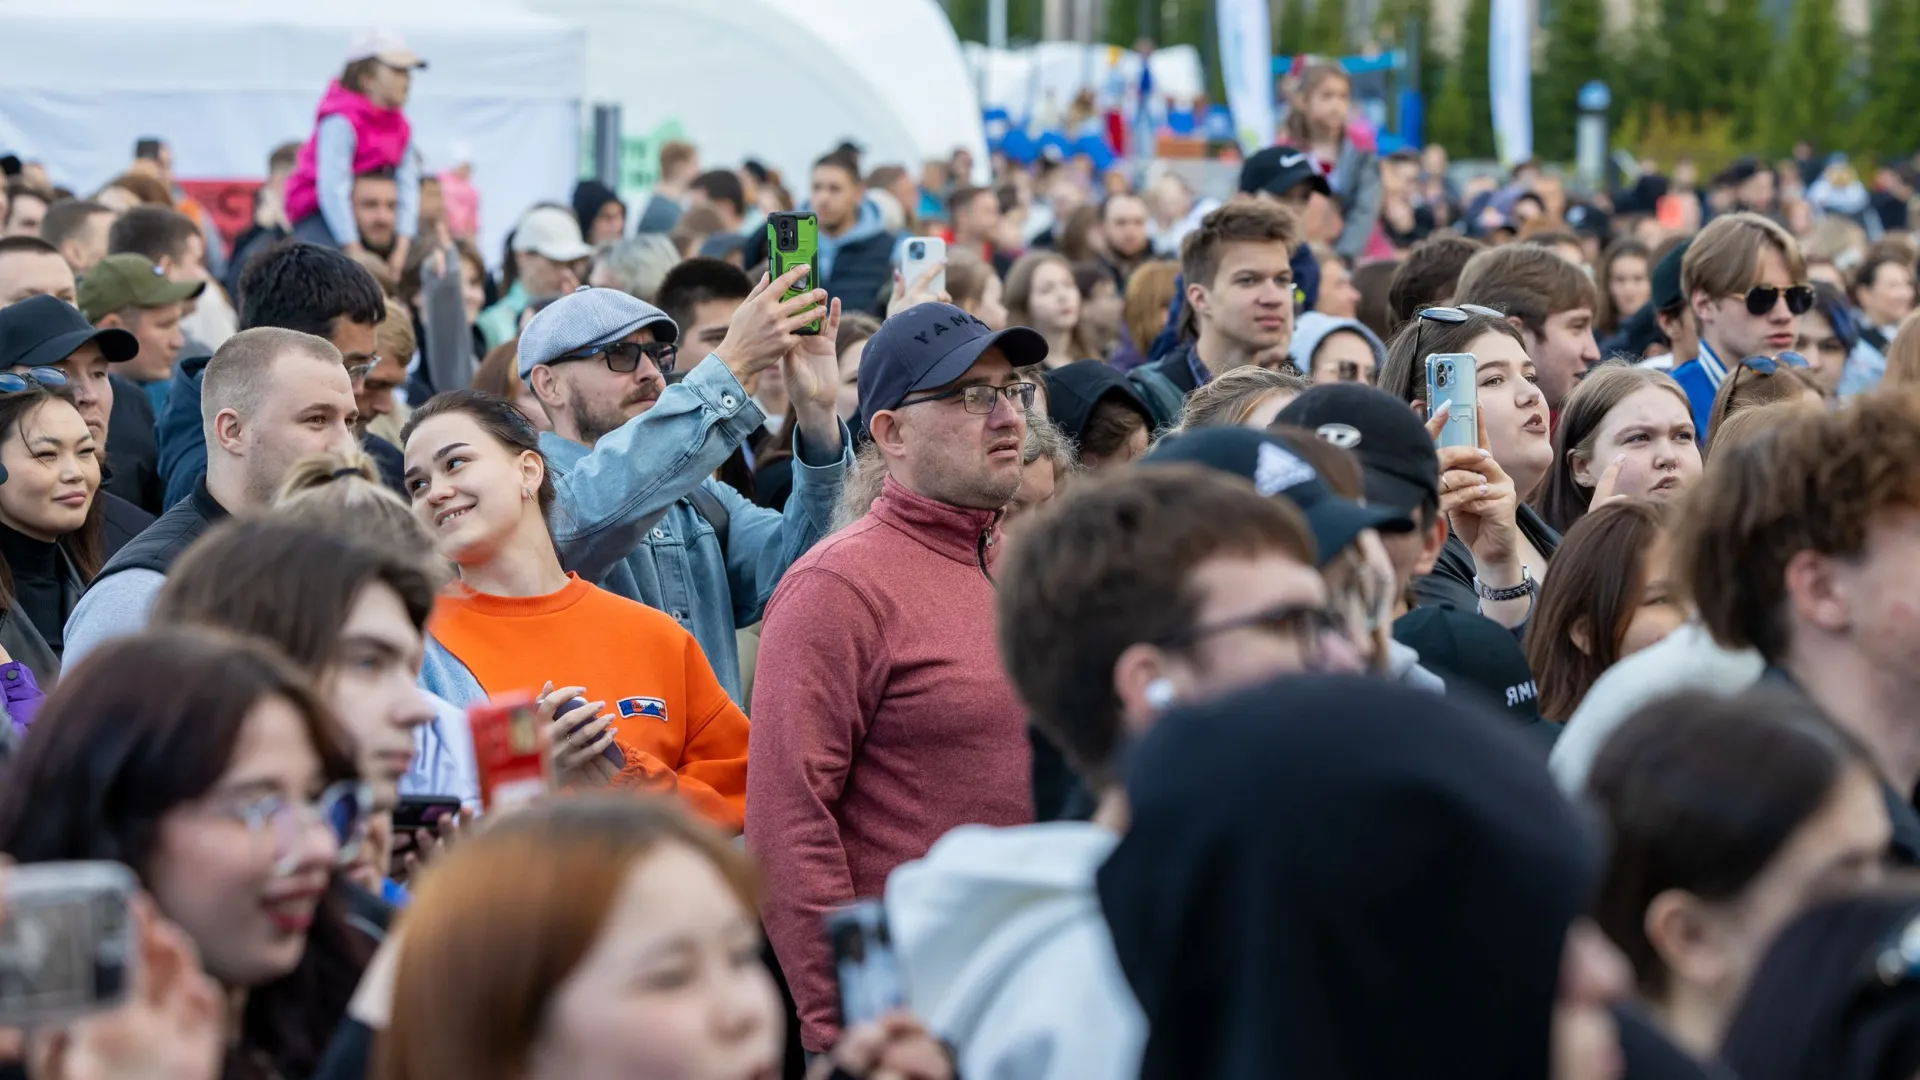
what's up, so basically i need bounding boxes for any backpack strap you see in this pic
[687,485,731,552]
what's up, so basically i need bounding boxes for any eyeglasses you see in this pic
[554,341,678,376]
[1158,602,1351,661]
[0,367,68,393]
[897,381,1038,415]
[1737,284,1815,316]
[1412,304,1506,362]
[345,359,378,385]
[1737,351,1811,376]
[206,780,372,877]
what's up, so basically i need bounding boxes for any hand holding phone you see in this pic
[0,862,138,1027]
[767,212,823,335]
[1425,353,1479,450]
[714,262,829,386]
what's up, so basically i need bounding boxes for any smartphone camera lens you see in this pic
[909,241,925,259]
[1436,367,1451,389]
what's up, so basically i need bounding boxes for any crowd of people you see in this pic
[5,31,1920,1080]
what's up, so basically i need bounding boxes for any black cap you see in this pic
[858,303,1049,429]
[1276,383,1439,515]
[1239,146,1331,200]
[0,294,137,370]
[1651,238,1691,312]
[1392,606,1540,723]
[1044,360,1150,442]
[1144,427,1412,567]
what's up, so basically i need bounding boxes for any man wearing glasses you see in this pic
[1671,212,1814,438]
[748,302,1046,1056]
[514,270,853,706]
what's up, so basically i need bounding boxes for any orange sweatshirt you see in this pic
[428,573,749,832]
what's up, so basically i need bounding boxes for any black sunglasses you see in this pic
[1412,304,1506,359]
[1737,351,1811,376]
[1740,285,1816,316]
[553,341,677,376]
[0,367,68,393]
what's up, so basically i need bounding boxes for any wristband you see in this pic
[1474,565,1536,603]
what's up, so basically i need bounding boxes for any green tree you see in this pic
[1762,0,1854,155]
[1373,0,1443,138]
[1860,0,1920,157]
[1531,0,1607,162]
[1652,0,1718,123]
[1278,0,1313,54]
[1708,0,1774,138]
[1428,0,1495,157]
[1307,0,1350,55]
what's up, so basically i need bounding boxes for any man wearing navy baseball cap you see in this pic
[492,263,855,707]
[750,301,1048,1055]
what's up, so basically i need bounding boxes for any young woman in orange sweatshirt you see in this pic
[403,389,749,833]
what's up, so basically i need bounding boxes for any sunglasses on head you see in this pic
[0,367,68,394]
[1412,304,1506,360]
[1737,351,1810,376]
[1739,284,1815,316]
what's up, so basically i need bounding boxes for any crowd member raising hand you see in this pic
[1537,363,1702,535]
[401,389,751,833]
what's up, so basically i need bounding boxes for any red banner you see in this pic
[175,178,262,249]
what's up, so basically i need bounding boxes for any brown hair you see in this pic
[1122,259,1181,354]
[1377,310,1525,409]
[1850,246,1914,310]
[657,140,698,179]
[340,58,385,97]
[1078,394,1152,463]
[1352,259,1401,343]
[1180,201,1298,292]
[1537,362,1694,533]
[1676,390,1920,662]
[1880,310,1920,389]
[379,796,757,1080]
[1004,251,1098,361]
[1680,212,1808,308]
[944,251,995,311]
[1595,239,1652,336]
[1282,62,1352,146]
[401,389,556,523]
[1057,204,1101,263]
[1705,355,1824,440]
[1453,244,1598,334]
[1388,235,1486,330]
[472,338,520,396]
[1707,400,1803,459]
[1525,501,1669,721]
[1178,365,1310,429]
[103,171,172,207]
[996,465,1316,787]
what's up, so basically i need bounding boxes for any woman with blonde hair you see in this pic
[1177,365,1310,430]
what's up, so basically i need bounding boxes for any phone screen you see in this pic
[824,900,906,1028]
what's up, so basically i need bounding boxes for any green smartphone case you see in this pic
[767,211,823,335]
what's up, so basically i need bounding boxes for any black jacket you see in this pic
[822,229,897,316]
[99,491,153,560]
[89,476,226,586]
[1414,502,1562,613]
[0,525,85,679]
[104,374,164,514]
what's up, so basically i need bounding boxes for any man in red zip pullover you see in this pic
[748,302,1046,1054]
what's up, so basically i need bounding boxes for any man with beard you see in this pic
[517,272,853,702]
[748,302,1044,1055]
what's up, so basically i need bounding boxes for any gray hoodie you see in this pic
[1288,312,1387,376]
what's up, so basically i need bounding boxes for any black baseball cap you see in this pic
[1651,237,1691,312]
[1392,606,1542,725]
[1144,427,1412,567]
[1239,146,1331,200]
[0,294,137,370]
[857,303,1048,429]
[1276,383,1440,515]
[1044,360,1150,443]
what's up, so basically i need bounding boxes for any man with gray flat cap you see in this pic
[512,262,853,705]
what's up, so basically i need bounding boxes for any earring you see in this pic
[1145,678,1176,711]
[521,486,533,501]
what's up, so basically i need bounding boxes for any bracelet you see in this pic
[1474,565,1536,603]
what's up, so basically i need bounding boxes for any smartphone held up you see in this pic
[825,899,906,1029]
[1426,352,1479,450]
[767,211,823,335]
[0,861,137,1028]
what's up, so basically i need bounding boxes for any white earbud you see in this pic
[1145,678,1177,711]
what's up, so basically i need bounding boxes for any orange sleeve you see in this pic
[674,633,751,835]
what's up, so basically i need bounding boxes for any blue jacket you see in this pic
[1668,342,1726,440]
[539,353,852,703]
[156,354,211,510]
[811,198,897,316]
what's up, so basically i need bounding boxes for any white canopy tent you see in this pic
[0,0,586,264]
[523,0,988,185]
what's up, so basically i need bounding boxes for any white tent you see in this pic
[523,0,987,185]
[0,0,586,263]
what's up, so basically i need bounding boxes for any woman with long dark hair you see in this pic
[1536,363,1701,535]
[0,378,105,685]
[0,630,375,1080]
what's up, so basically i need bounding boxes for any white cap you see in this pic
[346,28,427,70]
[511,206,594,263]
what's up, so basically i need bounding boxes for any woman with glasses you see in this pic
[0,376,104,696]
[1587,687,1889,1064]
[1538,363,1703,534]
[1703,351,1825,440]
[0,629,375,1080]
[1377,307,1560,626]
[401,390,752,835]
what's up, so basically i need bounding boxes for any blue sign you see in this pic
[1577,80,1612,113]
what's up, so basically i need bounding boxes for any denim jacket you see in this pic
[540,351,852,704]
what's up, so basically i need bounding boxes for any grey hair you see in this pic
[590,235,680,303]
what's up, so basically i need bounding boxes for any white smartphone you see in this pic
[0,861,138,1027]
[901,236,947,297]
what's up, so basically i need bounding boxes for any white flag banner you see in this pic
[1488,0,1533,166]
[1216,0,1276,153]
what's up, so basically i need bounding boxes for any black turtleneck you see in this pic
[0,522,71,656]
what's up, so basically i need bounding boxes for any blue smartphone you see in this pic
[557,697,625,768]
[1426,352,1478,450]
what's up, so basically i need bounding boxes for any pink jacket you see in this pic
[284,81,411,225]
